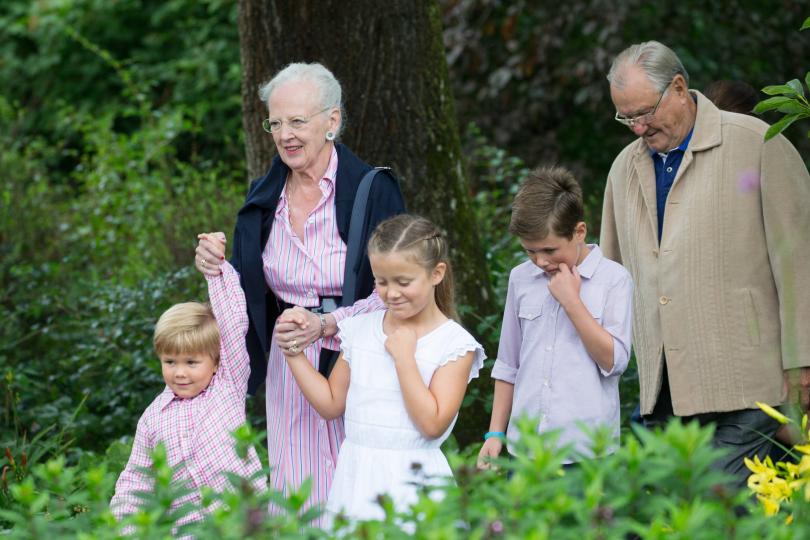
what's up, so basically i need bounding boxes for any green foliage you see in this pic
[443,0,810,220]
[3,421,808,538]
[0,0,247,461]
[0,0,242,166]
[754,18,810,140]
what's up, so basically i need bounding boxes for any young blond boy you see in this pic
[111,252,265,523]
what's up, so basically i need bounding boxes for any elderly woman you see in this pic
[194,62,405,521]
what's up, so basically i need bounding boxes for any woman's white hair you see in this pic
[258,62,345,138]
[607,41,689,93]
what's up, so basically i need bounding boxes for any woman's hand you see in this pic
[195,232,226,276]
[274,306,321,354]
[477,437,504,470]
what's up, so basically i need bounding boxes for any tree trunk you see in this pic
[237,0,496,447]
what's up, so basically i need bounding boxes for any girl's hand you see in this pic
[547,263,582,309]
[477,438,504,470]
[195,232,226,276]
[274,306,320,353]
[385,326,417,362]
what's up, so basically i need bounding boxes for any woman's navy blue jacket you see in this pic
[230,143,406,394]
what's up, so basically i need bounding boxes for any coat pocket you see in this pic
[737,288,761,347]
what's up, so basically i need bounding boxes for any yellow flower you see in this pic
[755,401,790,424]
[759,495,780,516]
[793,444,810,455]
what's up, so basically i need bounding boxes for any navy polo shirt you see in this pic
[651,128,693,241]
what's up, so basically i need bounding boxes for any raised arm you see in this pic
[549,263,617,373]
[386,327,475,439]
[205,242,250,387]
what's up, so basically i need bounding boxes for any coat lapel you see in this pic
[631,146,660,244]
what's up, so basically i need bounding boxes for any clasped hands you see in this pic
[275,307,322,357]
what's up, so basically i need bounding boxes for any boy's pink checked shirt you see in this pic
[110,263,266,521]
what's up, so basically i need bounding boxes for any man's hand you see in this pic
[785,367,810,413]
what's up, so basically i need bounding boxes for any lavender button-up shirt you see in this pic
[491,244,633,461]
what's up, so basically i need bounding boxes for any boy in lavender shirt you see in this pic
[477,166,633,467]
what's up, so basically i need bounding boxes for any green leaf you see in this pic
[753,96,796,113]
[761,84,798,97]
[764,113,800,141]
[805,71,810,93]
[777,102,809,114]
[786,78,805,97]
[801,16,810,30]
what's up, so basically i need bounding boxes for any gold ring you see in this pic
[289,344,300,354]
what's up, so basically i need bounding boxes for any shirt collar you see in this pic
[277,145,339,215]
[157,386,177,410]
[157,378,216,410]
[649,126,694,159]
[576,244,602,279]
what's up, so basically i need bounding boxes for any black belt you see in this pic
[278,295,342,314]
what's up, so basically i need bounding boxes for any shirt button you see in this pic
[545,346,552,352]
[659,296,670,305]
[543,379,551,388]
[308,291,315,297]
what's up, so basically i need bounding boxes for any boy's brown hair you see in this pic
[153,302,220,361]
[509,166,584,240]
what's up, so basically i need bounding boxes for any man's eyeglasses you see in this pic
[262,107,331,134]
[614,81,672,128]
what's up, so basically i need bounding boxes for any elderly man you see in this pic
[600,41,810,487]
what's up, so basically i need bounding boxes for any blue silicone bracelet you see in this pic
[483,431,506,440]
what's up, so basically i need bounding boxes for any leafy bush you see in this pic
[3,420,809,538]
[0,2,247,459]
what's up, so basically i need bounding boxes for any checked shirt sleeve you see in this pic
[110,414,154,521]
[206,261,250,390]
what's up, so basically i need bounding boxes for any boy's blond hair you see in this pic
[153,302,220,361]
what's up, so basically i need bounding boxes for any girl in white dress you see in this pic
[280,214,485,526]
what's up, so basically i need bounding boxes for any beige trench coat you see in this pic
[600,91,810,416]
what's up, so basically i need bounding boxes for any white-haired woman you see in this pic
[194,62,405,524]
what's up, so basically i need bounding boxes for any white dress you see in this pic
[327,310,485,523]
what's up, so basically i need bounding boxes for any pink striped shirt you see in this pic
[262,146,383,522]
[111,264,266,523]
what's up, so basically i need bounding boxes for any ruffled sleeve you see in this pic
[336,316,356,366]
[438,323,486,383]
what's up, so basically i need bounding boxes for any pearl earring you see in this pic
[326,131,335,141]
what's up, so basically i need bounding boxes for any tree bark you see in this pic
[237,0,496,447]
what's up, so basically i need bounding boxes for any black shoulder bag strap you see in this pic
[318,167,387,376]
